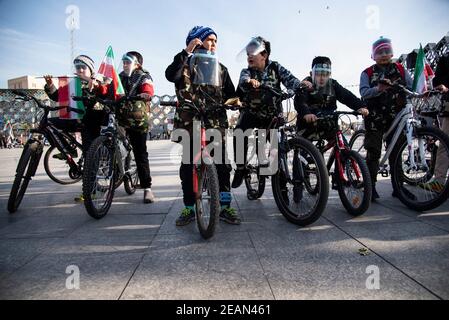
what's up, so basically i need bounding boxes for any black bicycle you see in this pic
[253,86,330,226]
[72,95,140,219]
[7,90,85,213]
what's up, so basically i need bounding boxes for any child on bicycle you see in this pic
[165,26,241,226]
[232,36,302,190]
[359,37,413,200]
[296,56,369,128]
[118,51,155,204]
[44,55,109,201]
[295,56,369,184]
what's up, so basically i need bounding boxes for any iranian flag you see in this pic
[57,77,85,120]
[96,46,124,99]
[413,45,434,94]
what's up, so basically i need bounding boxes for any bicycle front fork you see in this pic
[406,122,428,171]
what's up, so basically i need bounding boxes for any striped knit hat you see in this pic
[372,37,393,59]
[73,55,95,73]
[186,26,217,46]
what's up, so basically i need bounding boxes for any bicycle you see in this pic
[253,86,330,226]
[72,95,140,219]
[349,84,449,211]
[302,111,372,216]
[240,85,302,202]
[161,97,239,239]
[7,90,85,213]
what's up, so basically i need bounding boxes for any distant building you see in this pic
[7,76,46,90]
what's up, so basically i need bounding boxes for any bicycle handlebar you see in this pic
[71,95,146,112]
[259,84,294,101]
[378,81,442,98]
[315,111,361,120]
[13,90,69,113]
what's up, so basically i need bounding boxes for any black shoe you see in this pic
[176,208,195,226]
[372,188,380,202]
[232,168,245,189]
[219,207,241,225]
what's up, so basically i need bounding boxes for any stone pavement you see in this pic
[0,140,448,300]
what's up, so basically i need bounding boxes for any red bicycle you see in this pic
[300,111,372,216]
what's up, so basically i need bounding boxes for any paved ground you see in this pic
[0,140,448,300]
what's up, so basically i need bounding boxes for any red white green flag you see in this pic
[413,44,434,94]
[57,76,85,120]
[96,46,124,99]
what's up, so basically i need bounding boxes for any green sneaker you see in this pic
[74,194,84,202]
[219,207,241,225]
[419,180,444,193]
[176,207,196,226]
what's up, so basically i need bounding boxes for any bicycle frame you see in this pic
[100,111,132,180]
[317,124,362,184]
[192,125,211,197]
[378,100,428,171]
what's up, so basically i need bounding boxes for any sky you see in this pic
[1,0,449,106]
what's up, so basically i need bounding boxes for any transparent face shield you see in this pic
[189,49,222,87]
[237,37,266,62]
[120,54,139,77]
[312,64,332,89]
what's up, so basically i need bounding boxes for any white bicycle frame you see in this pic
[378,90,428,172]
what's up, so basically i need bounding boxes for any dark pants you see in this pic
[0,135,6,148]
[233,111,273,168]
[81,123,101,154]
[180,135,231,207]
[364,117,395,186]
[127,129,152,189]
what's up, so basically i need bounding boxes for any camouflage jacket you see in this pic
[237,60,301,119]
[165,50,236,131]
[118,69,154,133]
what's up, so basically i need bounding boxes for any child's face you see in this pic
[374,49,393,65]
[314,72,331,87]
[74,64,91,78]
[247,52,267,70]
[201,34,217,52]
[123,60,135,75]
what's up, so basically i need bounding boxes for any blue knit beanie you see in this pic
[186,26,217,46]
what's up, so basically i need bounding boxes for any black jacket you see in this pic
[294,77,364,118]
[433,53,449,101]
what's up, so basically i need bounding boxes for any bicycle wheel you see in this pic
[195,163,220,239]
[391,126,449,211]
[348,129,367,159]
[8,142,43,213]
[272,137,329,226]
[336,150,372,216]
[44,145,82,185]
[83,136,116,219]
[124,150,139,195]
